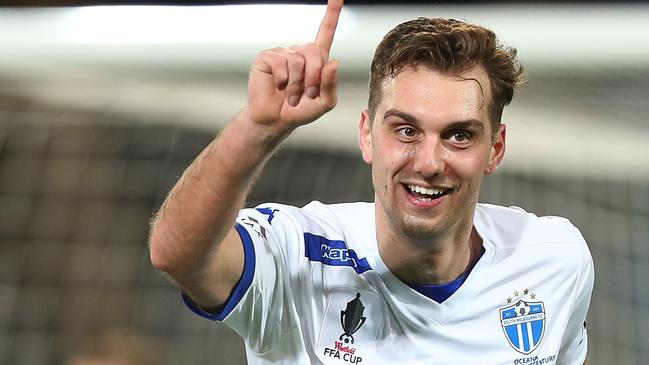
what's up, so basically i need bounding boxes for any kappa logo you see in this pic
[304,234,373,274]
[322,293,366,364]
[499,288,546,355]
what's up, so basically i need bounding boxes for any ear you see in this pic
[359,108,373,164]
[485,123,506,175]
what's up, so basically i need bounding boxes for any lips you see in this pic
[405,184,451,199]
[400,183,452,208]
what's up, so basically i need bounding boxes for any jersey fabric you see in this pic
[184,202,594,365]
[406,246,484,303]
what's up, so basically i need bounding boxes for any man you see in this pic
[149,1,594,364]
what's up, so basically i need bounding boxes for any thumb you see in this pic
[319,59,339,112]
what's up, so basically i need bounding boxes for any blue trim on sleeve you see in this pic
[181,223,256,321]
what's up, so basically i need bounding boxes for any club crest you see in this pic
[499,289,546,354]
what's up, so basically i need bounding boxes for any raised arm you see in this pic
[148,0,343,310]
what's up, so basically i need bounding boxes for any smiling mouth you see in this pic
[405,184,452,200]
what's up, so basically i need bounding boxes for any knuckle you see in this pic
[305,58,322,74]
[257,48,278,59]
[257,50,284,68]
[304,42,320,54]
[291,44,321,60]
[271,57,288,70]
[287,52,305,67]
[304,71,320,86]
[287,75,304,87]
[289,44,304,53]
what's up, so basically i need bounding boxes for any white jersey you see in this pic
[184,202,594,365]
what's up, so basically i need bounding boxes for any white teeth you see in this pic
[408,184,447,196]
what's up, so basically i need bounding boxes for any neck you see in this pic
[376,207,483,285]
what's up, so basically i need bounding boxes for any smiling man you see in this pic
[360,65,501,287]
[149,1,594,364]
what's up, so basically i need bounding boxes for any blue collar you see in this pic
[407,247,485,304]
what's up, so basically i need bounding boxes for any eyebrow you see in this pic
[444,119,485,133]
[382,108,485,132]
[383,109,419,124]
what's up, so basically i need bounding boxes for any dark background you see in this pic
[5,0,647,7]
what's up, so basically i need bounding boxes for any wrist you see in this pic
[217,109,294,165]
[233,108,295,147]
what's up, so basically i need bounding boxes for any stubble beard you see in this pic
[375,181,480,248]
[390,204,451,243]
[375,185,448,245]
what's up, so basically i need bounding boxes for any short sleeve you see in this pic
[182,204,304,354]
[556,242,595,364]
[181,223,257,321]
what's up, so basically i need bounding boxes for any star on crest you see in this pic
[530,292,536,299]
[514,290,519,297]
[524,288,529,295]
[507,297,512,304]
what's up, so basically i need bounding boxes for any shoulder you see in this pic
[476,203,593,287]
[303,201,374,225]
[475,203,589,254]
[242,201,376,276]
[245,201,374,239]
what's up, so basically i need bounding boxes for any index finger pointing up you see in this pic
[315,0,343,57]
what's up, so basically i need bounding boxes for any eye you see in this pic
[398,127,418,139]
[449,131,471,143]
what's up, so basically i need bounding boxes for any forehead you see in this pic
[378,66,492,125]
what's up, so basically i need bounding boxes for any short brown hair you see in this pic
[368,17,526,133]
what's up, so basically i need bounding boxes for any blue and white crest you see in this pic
[499,299,546,354]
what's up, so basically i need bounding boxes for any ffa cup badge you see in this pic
[339,293,367,344]
[319,289,384,364]
[499,288,546,354]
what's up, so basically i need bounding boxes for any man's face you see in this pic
[359,66,506,240]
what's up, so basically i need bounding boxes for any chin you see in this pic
[395,214,448,240]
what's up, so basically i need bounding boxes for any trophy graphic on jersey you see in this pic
[339,293,366,344]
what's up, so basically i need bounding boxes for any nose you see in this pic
[412,136,445,178]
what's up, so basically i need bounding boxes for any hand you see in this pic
[246,0,343,133]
